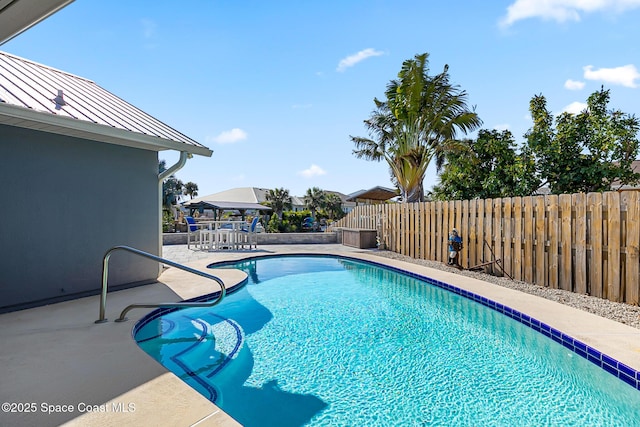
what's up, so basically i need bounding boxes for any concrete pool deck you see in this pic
[1,244,639,426]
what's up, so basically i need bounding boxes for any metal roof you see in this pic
[347,186,398,202]
[183,200,272,211]
[0,0,74,45]
[0,51,212,156]
[187,187,271,205]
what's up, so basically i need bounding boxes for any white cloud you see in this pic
[336,48,384,72]
[560,101,588,115]
[583,64,640,88]
[564,79,585,90]
[299,164,327,178]
[500,0,640,27]
[493,123,510,131]
[141,18,157,39]
[209,128,248,144]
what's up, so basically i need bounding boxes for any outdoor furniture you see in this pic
[196,220,248,251]
[185,216,207,249]
[214,228,236,250]
[237,217,259,249]
[342,228,377,249]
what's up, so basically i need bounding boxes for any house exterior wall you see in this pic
[0,125,160,312]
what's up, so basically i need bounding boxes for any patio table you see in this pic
[197,221,247,250]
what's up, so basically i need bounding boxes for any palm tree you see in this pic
[265,187,292,219]
[323,193,345,220]
[183,182,199,199]
[351,52,482,202]
[159,160,184,209]
[304,187,326,219]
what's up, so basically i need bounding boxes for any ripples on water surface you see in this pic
[136,256,640,426]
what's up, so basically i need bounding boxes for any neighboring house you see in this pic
[612,159,640,191]
[0,51,212,312]
[188,186,359,214]
[325,190,357,214]
[290,196,306,212]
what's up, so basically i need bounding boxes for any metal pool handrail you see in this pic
[96,245,226,323]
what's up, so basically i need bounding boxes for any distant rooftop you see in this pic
[0,51,211,156]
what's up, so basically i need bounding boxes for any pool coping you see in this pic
[2,245,639,426]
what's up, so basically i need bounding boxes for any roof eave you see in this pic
[0,0,75,45]
[0,103,213,157]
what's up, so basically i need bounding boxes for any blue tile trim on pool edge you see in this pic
[364,259,640,392]
[133,253,640,392]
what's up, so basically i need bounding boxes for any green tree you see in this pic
[159,160,184,210]
[526,87,640,194]
[322,193,346,220]
[183,182,199,199]
[351,52,482,202]
[304,187,326,218]
[431,129,540,200]
[265,187,292,219]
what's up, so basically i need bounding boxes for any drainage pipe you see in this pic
[158,151,190,265]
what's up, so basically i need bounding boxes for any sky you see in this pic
[4,0,640,198]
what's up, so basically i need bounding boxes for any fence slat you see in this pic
[523,197,534,283]
[461,200,469,268]
[436,201,443,262]
[441,202,448,262]
[560,194,572,291]
[588,192,603,298]
[513,197,522,281]
[624,191,640,305]
[503,197,512,277]
[484,199,493,274]
[607,192,621,302]
[535,196,546,286]
[547,195,559,289]
[574,193,587,294]
[469,200,477,267]
[430,202,436,260]
[409,203,415,258]
[494,198,503,276]
[478,199,485,265]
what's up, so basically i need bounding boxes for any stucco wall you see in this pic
[0,125,160,312]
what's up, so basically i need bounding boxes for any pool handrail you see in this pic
[96,245,226,323]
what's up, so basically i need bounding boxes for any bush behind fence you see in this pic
[333,191,640,305]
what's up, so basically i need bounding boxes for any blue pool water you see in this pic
[135,256,640,426]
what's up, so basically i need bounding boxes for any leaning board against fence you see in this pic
[332,191,640,305]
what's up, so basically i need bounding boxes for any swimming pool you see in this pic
[135,255,640,426]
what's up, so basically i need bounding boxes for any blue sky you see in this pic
[4,0,640,198]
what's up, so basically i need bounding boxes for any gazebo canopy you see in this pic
[183,200,271,211]
[182,199,271,220]
[346,186,398,203]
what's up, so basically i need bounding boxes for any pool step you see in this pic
[136,313,245,403]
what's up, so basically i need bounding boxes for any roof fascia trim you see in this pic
[0,103,213,157]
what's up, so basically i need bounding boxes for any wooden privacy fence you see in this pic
[333,191,640,305]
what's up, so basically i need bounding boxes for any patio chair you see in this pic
[185,216,205,249]
[238,217,259,249]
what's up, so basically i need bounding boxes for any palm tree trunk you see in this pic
[406,181,424,202]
